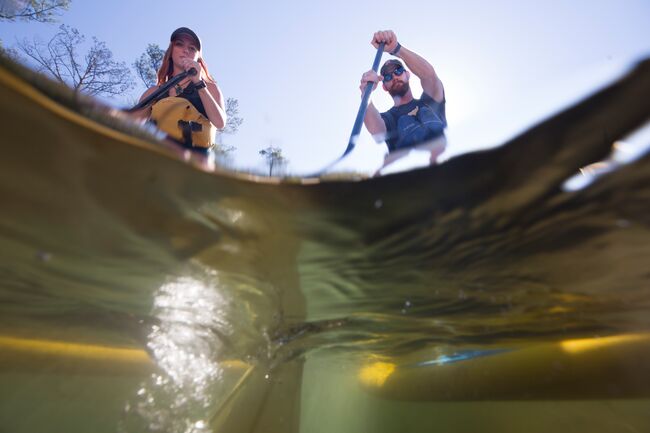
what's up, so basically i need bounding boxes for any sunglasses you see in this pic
[383,67,405,82]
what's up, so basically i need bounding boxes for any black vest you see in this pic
[380,92,447,152]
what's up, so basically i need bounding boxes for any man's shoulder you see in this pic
[420,89,445,104]
[419,91,438,103]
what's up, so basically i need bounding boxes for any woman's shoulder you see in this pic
[139,85,161,102]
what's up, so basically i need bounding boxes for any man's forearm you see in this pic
[395,45,443,101]
[364,102,387,141]
[395,45,437,81]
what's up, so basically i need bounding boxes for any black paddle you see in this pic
[307,43,385,177]
[126,68,197,112]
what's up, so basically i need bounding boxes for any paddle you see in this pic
[343,42,385,158]
[307,43,385,176]
[126,68,198,112]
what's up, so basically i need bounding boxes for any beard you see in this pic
[388,81,410,97]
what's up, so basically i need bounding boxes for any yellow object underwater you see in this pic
[0,334,154,376]
[0,334,250,376]
[150,96,214,148]
[359,333,650,400]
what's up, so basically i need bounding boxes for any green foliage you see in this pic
[0,0,70,22]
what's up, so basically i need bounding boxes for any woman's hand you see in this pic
[179,58,203,83]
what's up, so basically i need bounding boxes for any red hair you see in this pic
[156,41,214,86]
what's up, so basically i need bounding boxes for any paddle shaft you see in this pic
[127,68,197,112]
[304,43,385,177]
[343,42,385,157]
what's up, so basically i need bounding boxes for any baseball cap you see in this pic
[170,27,201,51]
[380,59,405,76]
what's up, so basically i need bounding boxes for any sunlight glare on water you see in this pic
[122,273,231,433]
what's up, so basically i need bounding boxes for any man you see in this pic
[360,30,447,175]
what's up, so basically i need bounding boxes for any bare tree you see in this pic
[133,43,164,88]
[0,0,70,22]
[259,145,288,176]
[16,24,133,97]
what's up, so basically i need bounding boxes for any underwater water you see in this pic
[1,57,649,432]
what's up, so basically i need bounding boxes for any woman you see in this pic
[137,27,227,151]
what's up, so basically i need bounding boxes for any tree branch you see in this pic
[14,24,134,97]
[0,0,70,23]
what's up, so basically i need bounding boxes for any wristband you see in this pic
[194,80,207,90]
[390,42,401,56]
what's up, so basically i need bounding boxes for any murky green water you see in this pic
[1,56,650,432]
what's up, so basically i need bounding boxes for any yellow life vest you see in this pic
[150,97,214,148]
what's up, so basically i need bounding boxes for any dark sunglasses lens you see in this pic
[383,67,404,82]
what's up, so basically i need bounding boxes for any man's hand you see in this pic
[359,69,381,94]
[372,30,399,54]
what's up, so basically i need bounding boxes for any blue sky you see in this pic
[2,0,649,175]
